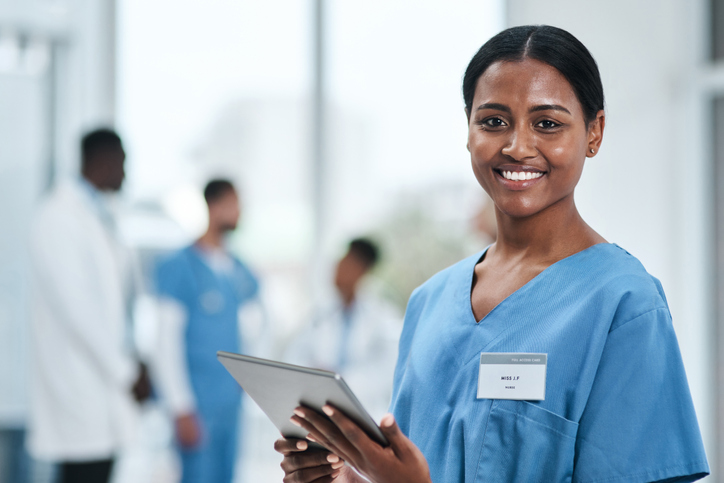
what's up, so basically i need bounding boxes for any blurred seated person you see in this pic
[286,238,402,420]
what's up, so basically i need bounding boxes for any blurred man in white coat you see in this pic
[28,129,150,483]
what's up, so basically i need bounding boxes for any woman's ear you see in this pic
[586,110,605,157]
[465,108,472,152]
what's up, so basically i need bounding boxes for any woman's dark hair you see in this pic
[463,25,604,125]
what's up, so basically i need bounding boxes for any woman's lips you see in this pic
[500,170,543,181]
[494,168,546,190]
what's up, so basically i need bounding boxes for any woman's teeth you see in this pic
[502,171,543,181]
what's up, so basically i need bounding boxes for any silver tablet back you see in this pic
[217,351,388,447]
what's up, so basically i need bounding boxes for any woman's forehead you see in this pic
[473,59,581,112]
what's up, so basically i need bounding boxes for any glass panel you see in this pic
[714,95,724,471]
[117,0,314,339]
[325,0,504,304]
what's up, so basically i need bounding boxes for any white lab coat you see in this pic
[286,287,403,421]
[27,179,139,461]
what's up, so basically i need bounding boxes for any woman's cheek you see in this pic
[470,159,495,195]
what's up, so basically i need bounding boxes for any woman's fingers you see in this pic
[292,407,362,464]
[275,436,346,483]
[281,450,343,473]
[281,464,342,483]
[322,405,379,451]
[320,404,386,475]
[378,413,432,481]
[289,415,337,453]
[275,437,310,455]
[322,404,382,458]
[379,413,408,458]
[308,476,341,483]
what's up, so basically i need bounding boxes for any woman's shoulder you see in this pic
[583,243,665,290]
[570,243,670,328]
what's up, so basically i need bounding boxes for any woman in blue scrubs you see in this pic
[274,25,710,482]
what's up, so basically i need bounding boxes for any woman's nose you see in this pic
[501,127,537,161]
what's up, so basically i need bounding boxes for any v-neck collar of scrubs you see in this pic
[453,243,617,367]
[465,242,615,326]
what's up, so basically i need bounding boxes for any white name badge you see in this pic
[477,353,547,401]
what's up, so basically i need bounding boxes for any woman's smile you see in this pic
[500,170,544,181]
[494,165,546,190]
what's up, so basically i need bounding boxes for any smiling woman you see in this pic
[274,25,710,483]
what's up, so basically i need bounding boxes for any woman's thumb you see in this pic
[380,413,406,454]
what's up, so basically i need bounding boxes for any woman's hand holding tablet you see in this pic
[275,437,347,482]
[274,404,431,483]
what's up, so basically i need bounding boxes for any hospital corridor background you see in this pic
[1,0,724,482]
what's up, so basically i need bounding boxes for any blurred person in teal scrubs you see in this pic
[154,179,260,483]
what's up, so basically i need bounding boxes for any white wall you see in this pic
[0,0,117,176]
[53,0,117,176]
[0,0,118,426]
[506,0,716,478]
[0,75,46,425]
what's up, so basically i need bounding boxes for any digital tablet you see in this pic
[217,351,389,448]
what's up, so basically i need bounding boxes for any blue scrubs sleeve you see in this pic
[236,261,260,304]
[155,255,192,303]
[573,308,709,483]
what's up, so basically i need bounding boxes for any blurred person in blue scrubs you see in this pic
[275,26,710,483]
[286,239,402,421]
[154,179,260,483]
[28,129,151,483]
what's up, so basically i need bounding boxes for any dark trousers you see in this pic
[58,459,114,483]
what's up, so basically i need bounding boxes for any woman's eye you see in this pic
[537,120,560,129]
[481,117,506,128]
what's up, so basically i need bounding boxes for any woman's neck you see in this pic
[491,199,605,263]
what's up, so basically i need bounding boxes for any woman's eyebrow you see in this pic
[476,103,510,113]
[530,104,571,114]
[475,103,571,115]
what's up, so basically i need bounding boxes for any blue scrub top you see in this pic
[390,243,709,483]
[156,245,259,413]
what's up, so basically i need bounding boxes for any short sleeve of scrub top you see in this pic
[155,250,194,304]
[572,305,708,482]
[233,260,260,304]
[389,243,709,483]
